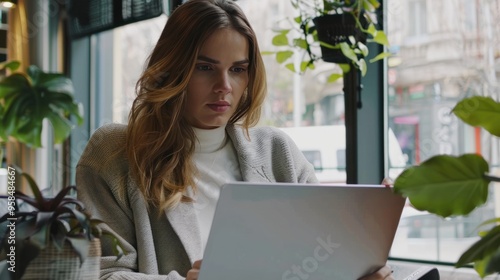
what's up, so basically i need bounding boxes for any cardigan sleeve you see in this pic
[76,125,187,280]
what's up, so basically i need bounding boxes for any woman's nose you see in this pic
[214,72,232,94]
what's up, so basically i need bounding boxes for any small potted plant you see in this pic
[0,169,125,280]
[394,96,500,277]
[269,0,390,82]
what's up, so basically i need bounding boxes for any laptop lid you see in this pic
[198,182,406,280]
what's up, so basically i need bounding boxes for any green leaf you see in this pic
[369,52,391,63]
[272,33,289,46]
[358,59,367,76]
[457,225,500,273]
[476,217,500,229]
[452,96,500,137]
[0,60,21,71]
[357,42,369,57]
[46,111,72,144]
[293,38,308,50]
[339,43,359,63]
[372,31,390,46]
[294,15,301,24]
[338,64,351,73]
[276,51,294,64]
[327,73,343,83]
[300,61,309,73]
[394,154,490,217]
[484,249,500,277]
[366,23,377,37]
[367,0,381,9]
[26,65,42,84]
[0,73,31,99]
[285,63,296,72]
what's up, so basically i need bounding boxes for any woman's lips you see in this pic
[207,101,230,112]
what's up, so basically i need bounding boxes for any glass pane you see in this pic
[96,15,168,125]
[238,0,347,183]
[102,0,349,183]
[387,0,500,262]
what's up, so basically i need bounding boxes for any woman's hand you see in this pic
[186,259,202,280]
[358,265,394,280]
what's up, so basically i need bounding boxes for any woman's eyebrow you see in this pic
[197,55,249,65]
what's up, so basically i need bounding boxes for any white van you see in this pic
[278,125,406,183]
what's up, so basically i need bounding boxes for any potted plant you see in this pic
[0,60,84,191]
[393,96,500,277]
[0,169,125,280]
[268,0,390,82]
[0,60,83,148]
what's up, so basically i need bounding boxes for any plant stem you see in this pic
[300,19,316,70]
[484,174,500,182]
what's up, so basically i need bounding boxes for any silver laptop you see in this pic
[198,182,406,280]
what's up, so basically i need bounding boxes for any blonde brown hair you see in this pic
[127,0,267,212]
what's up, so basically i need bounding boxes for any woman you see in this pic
[76,0,394,279]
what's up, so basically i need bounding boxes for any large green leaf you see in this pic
[0,73,31,98]
[457,225,500,277]
[394,154,489,217]
[472,247,500,278]
[452,96,500,137]
[0,64,83,147]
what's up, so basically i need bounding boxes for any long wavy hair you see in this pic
[127,0,267,212]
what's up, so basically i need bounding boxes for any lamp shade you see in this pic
[0,0,17,9]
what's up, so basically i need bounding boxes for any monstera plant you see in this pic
[0,60,83,148]
[394,96,500,277]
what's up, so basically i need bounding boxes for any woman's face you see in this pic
[184,28,250,129]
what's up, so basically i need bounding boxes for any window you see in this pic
[388,0,499,263]
[408,0,427,37]
[90,0,500,266]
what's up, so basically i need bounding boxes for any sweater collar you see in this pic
[193,125,227,153]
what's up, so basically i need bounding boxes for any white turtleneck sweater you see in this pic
[190,126,242,252]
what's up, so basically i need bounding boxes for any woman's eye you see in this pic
[232,67,247,73]
[196,65,212,71]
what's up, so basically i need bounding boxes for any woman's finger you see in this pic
[359,265,393,280]
[192,259,202,269]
